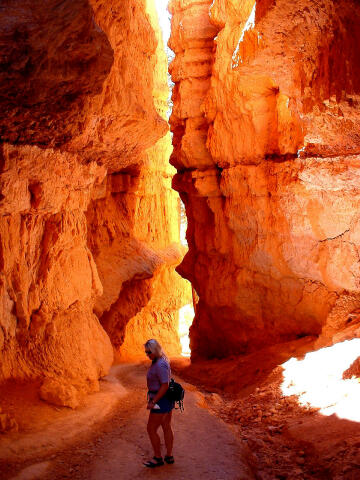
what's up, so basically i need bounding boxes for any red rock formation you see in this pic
[85,2,191,360]
[170,0,360,359]
[343,357,360,380]
[86,133,191,360]
[0,0,189,408]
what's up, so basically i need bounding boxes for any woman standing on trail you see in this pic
[143,339,175,468]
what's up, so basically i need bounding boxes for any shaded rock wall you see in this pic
[0,0,189,405]
[169,0,360,359]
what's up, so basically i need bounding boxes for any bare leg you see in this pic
[161,411,174,457]
[147,413,165,457]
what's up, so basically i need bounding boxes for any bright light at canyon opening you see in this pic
[178,304,194,357]
[155,0,171,45]
[281,339,360,423]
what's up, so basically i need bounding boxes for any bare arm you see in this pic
[147,382,168,409]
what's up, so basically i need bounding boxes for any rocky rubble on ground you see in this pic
[220,374,318,479]
[204,368,360,479]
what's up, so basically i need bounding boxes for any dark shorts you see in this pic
[148,391,174,414]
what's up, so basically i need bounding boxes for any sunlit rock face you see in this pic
[85,1,191,361]
[169,0,360,359]
[87,129,191,360]
[0,0,188,405]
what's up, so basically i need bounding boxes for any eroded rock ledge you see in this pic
[169,0,360,359]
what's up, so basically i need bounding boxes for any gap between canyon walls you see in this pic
[85,0,192,363]
[168,0,360,360]
[0,0,191,411]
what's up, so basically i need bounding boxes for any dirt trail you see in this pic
[1,364,254,480]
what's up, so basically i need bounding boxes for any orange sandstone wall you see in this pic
[85,1,191,361]
[169,0,360,359]
[0,0,188,407]
[86,130,191,360]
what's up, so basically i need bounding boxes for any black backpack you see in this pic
[166,378,185,411]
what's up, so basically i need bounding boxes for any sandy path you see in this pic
[5,363,253,480]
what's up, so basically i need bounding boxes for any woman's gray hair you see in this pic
[144,339,169,362]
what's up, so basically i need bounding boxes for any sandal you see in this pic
[164,455,174,464]
[143,456,164,468]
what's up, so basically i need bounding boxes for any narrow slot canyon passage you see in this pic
[0,1,360,480]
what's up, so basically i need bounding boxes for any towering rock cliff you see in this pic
[85,1,191,361]
[169,0,360,359]
[0,0,189,408]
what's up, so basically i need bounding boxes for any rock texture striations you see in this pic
[0,0,189,408]
[169,0,360,359]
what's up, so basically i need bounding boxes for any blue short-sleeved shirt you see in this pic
[147,357,171,392]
